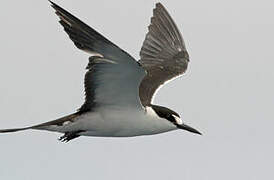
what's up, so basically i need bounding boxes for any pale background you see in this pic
[0,0,273,179]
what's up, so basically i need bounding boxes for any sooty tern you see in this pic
[0,1,201,142]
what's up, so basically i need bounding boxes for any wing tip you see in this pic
[155,2,166,11]
[49,0,57,9]
[49,0,58,8]
[49,1,68,16]
[155,2,164,8]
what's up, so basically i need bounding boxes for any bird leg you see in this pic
[58,130,85,142]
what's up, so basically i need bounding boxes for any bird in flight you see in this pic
[0,1,201,142]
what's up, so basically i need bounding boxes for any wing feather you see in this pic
[50,1,135,64]
[139,3,189,106]
[49,1,145,113]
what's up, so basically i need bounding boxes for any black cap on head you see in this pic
[151,105,202,135]
[150,105,179,123]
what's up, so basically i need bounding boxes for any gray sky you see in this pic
[0,0,273,179]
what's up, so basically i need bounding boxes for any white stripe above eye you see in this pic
[172,115,183,125]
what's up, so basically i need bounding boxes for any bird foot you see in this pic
[58,131,84,142]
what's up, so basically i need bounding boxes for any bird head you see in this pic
[151,105,202,135]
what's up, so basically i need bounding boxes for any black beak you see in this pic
[176,123,202,135]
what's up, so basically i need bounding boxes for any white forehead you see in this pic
[172,114,183,125]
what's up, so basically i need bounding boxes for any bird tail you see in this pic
[0,113,78,134]
[0,127,30,133]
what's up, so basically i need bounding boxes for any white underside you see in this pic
[39,106,177,137]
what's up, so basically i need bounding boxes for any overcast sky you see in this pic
[0,0,273,179]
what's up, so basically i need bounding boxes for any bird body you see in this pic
[40,106,176,137]
[0,1,201,142]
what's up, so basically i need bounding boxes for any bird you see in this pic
[0,1,201,142]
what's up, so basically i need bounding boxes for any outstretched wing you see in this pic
[50,1,135,64]
[50,1,146,113]
[139,3,189,106]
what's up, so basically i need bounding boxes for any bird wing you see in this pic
[139,3,189,106]
[50,1,146,113]
[50,1,135,64]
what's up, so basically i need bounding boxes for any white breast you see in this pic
[75,106,177,137]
